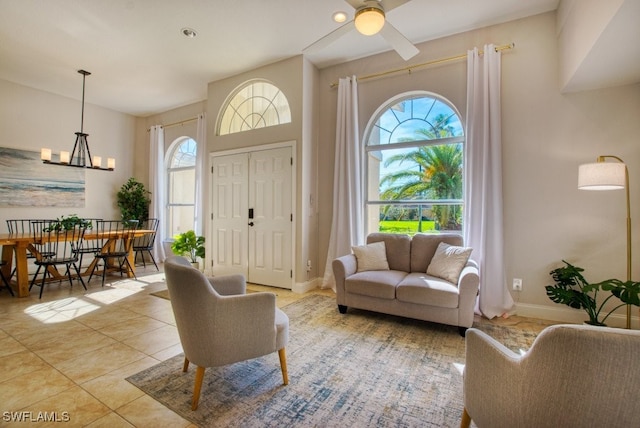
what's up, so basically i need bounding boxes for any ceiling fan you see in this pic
[304,0,419,61]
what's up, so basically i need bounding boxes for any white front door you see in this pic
[211,153,249,277]
[211,146,293,288]
[248,147,293,286]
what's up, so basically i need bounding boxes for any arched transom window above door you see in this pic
[217,79,291,135]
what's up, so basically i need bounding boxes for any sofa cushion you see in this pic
[410,233,463,273]
[396,273,460,308]
[345,270,407,300]
[426,242,472,284]
[352,241,390,272]
[367,233,411,272]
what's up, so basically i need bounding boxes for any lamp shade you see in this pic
[578,162,626,190]
[354,6,385,35]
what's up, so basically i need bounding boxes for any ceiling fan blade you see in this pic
[345,0,409,13]
[379,0,410,13]
[380,21,419,60]
[303,21,355,53]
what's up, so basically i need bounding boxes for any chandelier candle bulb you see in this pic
[93,156,102,168]
[40,148,51,161]
[60,151,70,164]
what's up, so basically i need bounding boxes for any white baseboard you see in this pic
[293,277,323,294]
[513,302,638,329]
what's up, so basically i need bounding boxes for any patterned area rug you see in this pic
[127,295,537,427]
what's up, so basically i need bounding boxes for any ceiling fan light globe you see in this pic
[355,7,385,36]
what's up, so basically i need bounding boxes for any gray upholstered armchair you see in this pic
[164,256,289,410]
[461,324,640,428]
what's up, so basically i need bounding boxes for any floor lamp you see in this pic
[578,155,632,328]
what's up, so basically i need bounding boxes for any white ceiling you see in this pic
[0,0,575,117]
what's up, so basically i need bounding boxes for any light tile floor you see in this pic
[0,264,552,427]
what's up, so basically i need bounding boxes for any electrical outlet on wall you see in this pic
[512,278,523,291]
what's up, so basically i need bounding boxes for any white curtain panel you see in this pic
[149,125,166,262]
[322,76,364,290]
[463,45,514,318]
[195,113,206,236]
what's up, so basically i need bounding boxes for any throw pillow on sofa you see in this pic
[426,242,472,283]
[352,241,390,272]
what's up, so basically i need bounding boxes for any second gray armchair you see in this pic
[164,256,289,410]
[461,324,640,428]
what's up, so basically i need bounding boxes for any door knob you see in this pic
[248,222,254,227]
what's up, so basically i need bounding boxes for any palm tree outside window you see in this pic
[365,93,464,235]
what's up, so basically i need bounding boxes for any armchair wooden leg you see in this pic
[278,348,289,385]
[191,366,205,410]
[460,407,471,428]
[183,357,190,372]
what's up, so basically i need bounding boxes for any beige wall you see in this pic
[6,10,636,326]
[557,0,625,90]
[0,79,137,228]
[316,11,640,327]
[135,100,207,186]
[205,56,319,286]
[135,57,323,286]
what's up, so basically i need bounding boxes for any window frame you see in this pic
[216,79,292,136]
[165,137,197,239]
[363,91,465,235]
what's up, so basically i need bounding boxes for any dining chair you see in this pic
[73,218,103,270]
[6,219,38,235]
[88,220,139,287]
[0,259,14,296]
[29,220,87,299]
[133,218,159,271]
[6,219,48,279]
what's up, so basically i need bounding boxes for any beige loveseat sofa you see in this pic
[332,233,479,335]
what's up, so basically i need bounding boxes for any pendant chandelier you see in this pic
[41,69,115,171]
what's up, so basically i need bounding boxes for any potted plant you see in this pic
[45,214,92,232]
[117,177,151,223]
[171,230,205,269]
[545,260,640,326]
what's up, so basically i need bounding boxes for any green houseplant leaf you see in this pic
[597,278,640,307]
[171,230,205,263]
[117,177,151,223]
[44,214,92,232]
[546,260,640,326]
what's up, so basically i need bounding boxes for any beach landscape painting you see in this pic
[0,147,85,207]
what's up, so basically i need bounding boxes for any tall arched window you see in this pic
[217,79,291,135]
[365,92,464,235]
[166,137,197,238]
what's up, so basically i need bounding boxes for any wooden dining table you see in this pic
[0,229,154,297]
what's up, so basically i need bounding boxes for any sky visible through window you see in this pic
[171,138,196,168]
[371,97,463,184]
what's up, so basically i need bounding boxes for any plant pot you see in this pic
[190,261,200,271]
